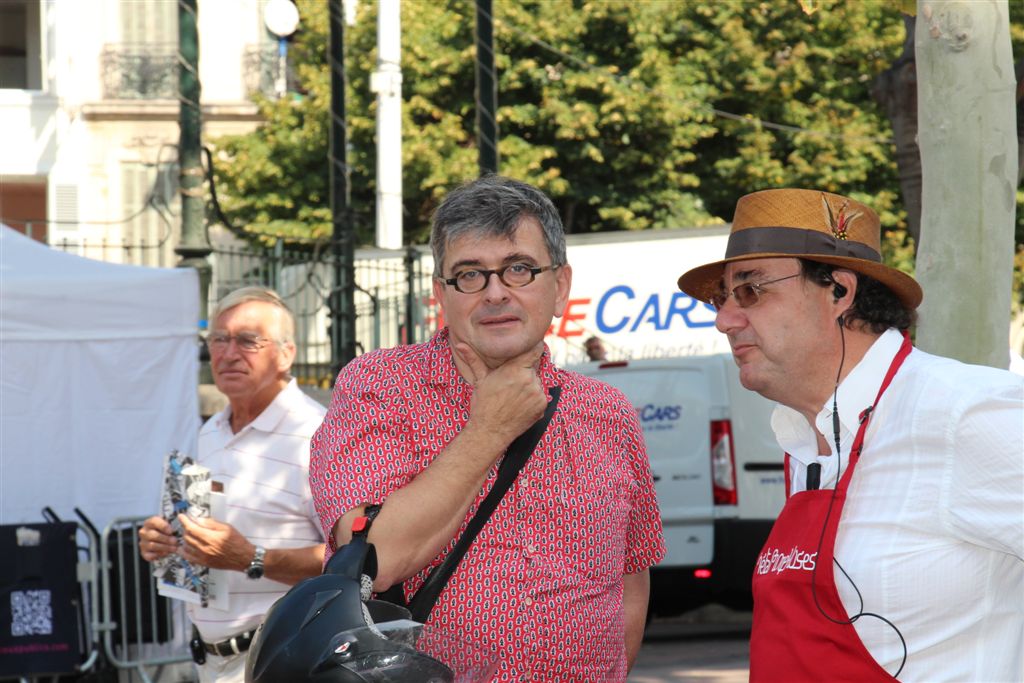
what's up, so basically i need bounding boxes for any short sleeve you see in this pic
[615,397,667,574]
[308,354,413,553]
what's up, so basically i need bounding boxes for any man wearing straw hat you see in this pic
[677,189,1023,682]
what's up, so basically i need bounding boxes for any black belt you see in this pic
[202,629,255,657]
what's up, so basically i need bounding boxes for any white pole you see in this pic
[276,37,287,99]
[264,0,300,99]
[370,0,403,249]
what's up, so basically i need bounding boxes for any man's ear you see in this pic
[553,263,573,317]
[831,269,857,324]
[831,269,857,303]
[432,276,447,313]
[277,341,297,374]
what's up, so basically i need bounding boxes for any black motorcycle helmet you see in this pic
[245,535,454,683]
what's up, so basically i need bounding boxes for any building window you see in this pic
[0,180,47,240]
[101,0,179,99]
[0,0,42,90]
[121,0,178,45]
[122,162,180,267]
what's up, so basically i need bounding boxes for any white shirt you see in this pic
[772,329,1024,682]
[189,378,327,643]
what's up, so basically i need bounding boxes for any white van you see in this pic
[573,354,785,615]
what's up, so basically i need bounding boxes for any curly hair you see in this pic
[799,259,916,333]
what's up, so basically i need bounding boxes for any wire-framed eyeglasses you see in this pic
[711,273,801,311]
[207,332,274,353]
[441,263,560,294]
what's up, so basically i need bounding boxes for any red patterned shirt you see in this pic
[309,329,665,682]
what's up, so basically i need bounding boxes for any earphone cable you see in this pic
[807,313,907,678]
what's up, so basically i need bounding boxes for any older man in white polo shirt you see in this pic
[138,287,326,683]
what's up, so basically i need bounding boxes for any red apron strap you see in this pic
[784,452,792,499]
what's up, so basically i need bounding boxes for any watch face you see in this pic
[247,546,266,579]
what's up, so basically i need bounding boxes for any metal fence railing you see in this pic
[205,242,437,385]
[43,235,439,386]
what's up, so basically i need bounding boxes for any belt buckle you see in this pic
[189,634,207,665]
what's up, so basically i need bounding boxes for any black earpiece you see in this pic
[821,271,848,302]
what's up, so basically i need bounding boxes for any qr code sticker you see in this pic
[11,590,53,636]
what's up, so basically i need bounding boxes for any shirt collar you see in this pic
[825,327,904,438]
[424,327,560,390]
[772,328,904,464]
[216,377,298,435]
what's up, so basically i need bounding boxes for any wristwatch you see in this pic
[245,545,266,580]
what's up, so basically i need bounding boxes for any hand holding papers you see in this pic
[151,450,228,609]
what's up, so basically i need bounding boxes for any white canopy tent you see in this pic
[0,226,200,532]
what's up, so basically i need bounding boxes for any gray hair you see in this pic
[430,175,567,277]
[211,286,296,345]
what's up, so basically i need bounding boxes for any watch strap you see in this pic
[246,545,266,579]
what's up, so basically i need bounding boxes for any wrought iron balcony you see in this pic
[242,44,299,98]
[100,44,177,100]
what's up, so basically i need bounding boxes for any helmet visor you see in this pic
[324,619,498,683]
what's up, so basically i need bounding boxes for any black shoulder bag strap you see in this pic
[407,386,562,623]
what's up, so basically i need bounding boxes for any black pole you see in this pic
[475,0,498,175]
[404,245,417,345]
[328,0,356,375]
[175,0,212,379]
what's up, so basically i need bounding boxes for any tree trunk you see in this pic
[872,14,923,251]
[1017,59,1024,184]
[914,0,1018,369]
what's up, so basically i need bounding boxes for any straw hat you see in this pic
[677,188,923,309]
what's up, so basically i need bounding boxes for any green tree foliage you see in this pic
[209,0,1019,285]
[685,2,905,219]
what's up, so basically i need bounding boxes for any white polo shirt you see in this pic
[772,328,1024,682]
[188,378,327,642]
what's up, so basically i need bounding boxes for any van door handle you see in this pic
[652,475,661,482]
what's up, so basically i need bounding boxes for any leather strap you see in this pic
[407,386,562,623]
[201,629,255,657]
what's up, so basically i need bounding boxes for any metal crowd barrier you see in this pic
[3,516,197,679]
[0,514,99,682]
[3,515,203,683]
[98,516,193,683]
[2,511,193,683]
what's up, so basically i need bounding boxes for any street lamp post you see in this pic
[263,0,300,98]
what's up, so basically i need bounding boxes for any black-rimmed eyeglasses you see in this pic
[711,273,801,311]
[440,263,560,294]
[207,332,274,353]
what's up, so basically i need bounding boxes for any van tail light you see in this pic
[710,420,737,505]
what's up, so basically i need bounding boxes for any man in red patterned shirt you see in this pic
[309,175,665,681]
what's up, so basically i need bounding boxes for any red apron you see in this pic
[749,335,912,682]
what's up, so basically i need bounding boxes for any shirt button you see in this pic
[526,543,537,554]
[523,596,533,607]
